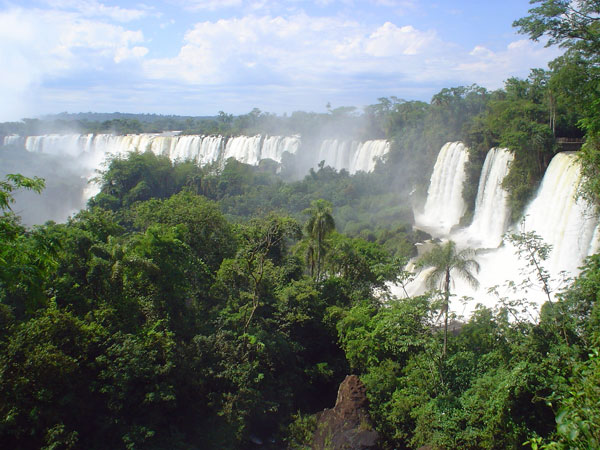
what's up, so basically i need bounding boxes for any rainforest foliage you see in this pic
[1,152,599,449]
[2,2,600,449]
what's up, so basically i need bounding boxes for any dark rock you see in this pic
[312,375,379,450]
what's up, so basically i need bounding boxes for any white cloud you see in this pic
[179,0,243,11]
[144,14,445,85]
[373,0,413,7]
[141,12,563,109]
[145,14,346,83]
[114,46,149,63]
[42,0,149,22]
[364,22,436,56]
[313,0,419,11]
[0,2,564,120]
[160,19,176,29]
[469,45,495,58]
[178,0,382,12]
[0,7,148,120]
[456,39,562,88]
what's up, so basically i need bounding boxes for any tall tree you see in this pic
[514,1,600,205]
[513,0,600,58]
[0,174,56,315]
[416,240,480,357]
[303,199,335,281]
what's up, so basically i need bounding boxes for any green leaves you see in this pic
[507,230,554,303]
[513,1,600,210]
[546,348,600,448]
[514,0,600,56]
[0,174,45,212]
[417,240,480,292]
[91,151,205,211]
[303,199,335,280]
[133,191,236,272]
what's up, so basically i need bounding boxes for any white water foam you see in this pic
[400,147,599,316]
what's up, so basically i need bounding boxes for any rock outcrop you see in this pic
[312,375,379,450]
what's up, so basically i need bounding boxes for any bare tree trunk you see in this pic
[443,268,450,358]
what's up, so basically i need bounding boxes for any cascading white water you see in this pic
[223,135,263,165]
[457,148,514,248]
[15,133,302,168]
[317,139,389,174]
[5,132,387,225]
[3,135,24,146]
[8,133,302,222]
[170,136,207,162]
[416,142,469,235]
[350,140,390,173]
[261,135,300,162]
[25,134,92,157]
[521,152,598,275]
[589,224,600,256]
[317,140,355,171]
[402,147,600,314]
[194,136,225,166]
[9,133,383,175]
[148,135,224,165]
[470,152,599,309]
[222,134,298,165]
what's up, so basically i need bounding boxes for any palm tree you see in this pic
[417,240,480,357]
[303,199,335,280]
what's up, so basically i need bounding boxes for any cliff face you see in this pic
[312,375,379,450]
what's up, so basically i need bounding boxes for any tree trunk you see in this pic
[316,231,322,281]
[443,268,450,358]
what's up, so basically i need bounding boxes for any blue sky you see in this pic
[0,0,562,121]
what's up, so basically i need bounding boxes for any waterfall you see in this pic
[170,135,206,162]
[15,133,382,175]
[2,135,24,146]
[261,135,300,162]
[318,140,355,171]
[7,132,387,225]
[316,139,389,173]
[460,148,513,248]
[223,135,263,165]
[16,133,301,168]
[195,136,225,165]
[403,147,600,312]
[416,142,469,234]
[350,140,390,173]
[165,135,224,165]
[472,152,599,307]
[25,134,92,157]
[521,152,598,275]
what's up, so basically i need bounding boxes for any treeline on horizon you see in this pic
[0,78,585,224]
[2,1,600,449]
[0,63,592,222]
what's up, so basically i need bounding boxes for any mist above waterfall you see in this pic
[0,128,393,225]
[0,143,88,225]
